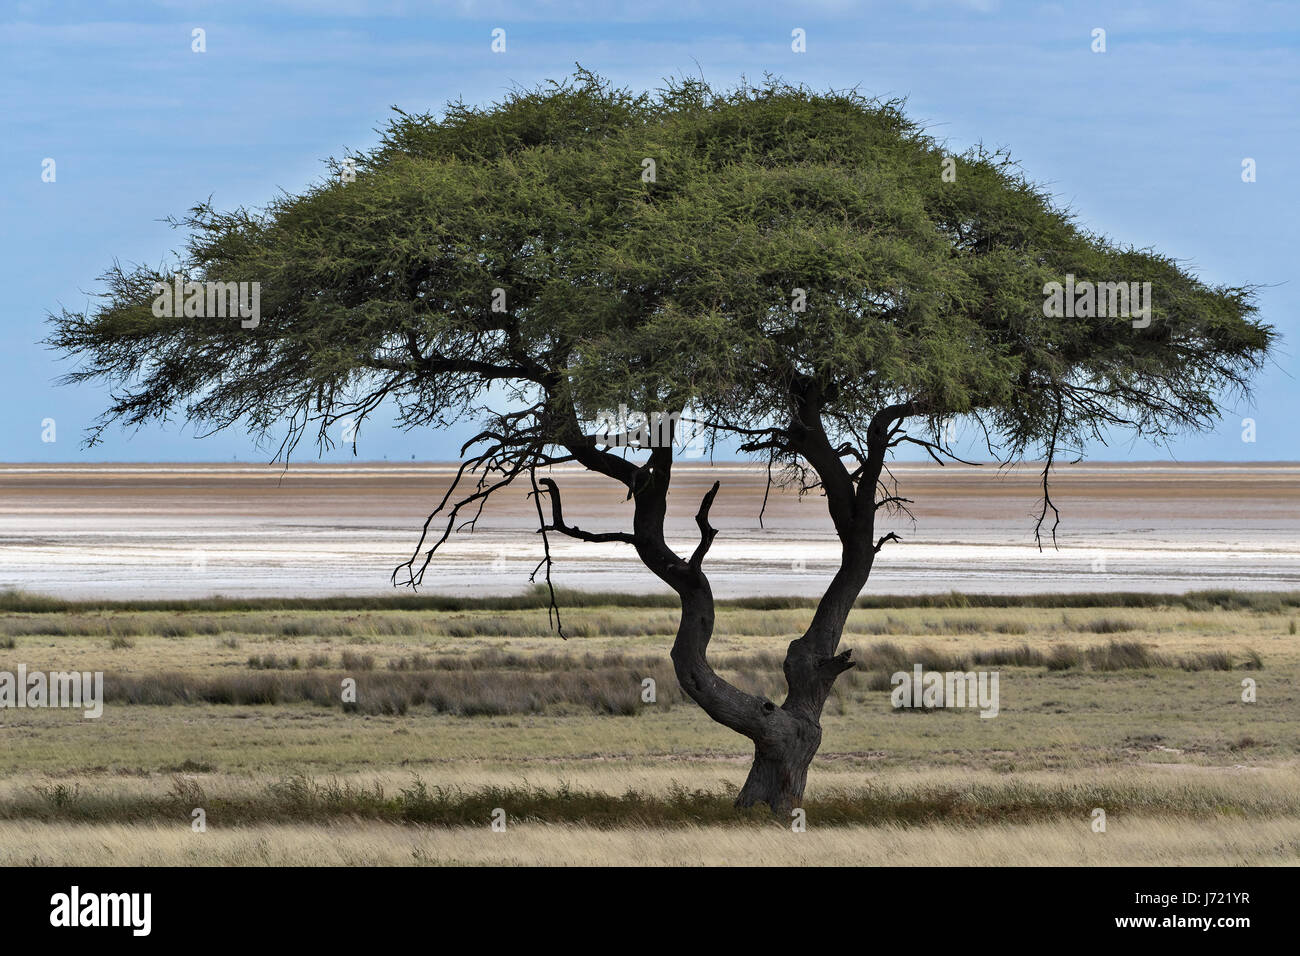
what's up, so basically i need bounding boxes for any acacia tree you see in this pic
[49,72,1272,812]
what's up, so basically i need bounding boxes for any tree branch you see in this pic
[689,481,721,573]
[535,477,636,545]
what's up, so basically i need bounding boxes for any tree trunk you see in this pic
[665,542,863,815]
[730,628,855,812]
[557,383,912,818]
[616,453,868,817]
[735,717,822,813]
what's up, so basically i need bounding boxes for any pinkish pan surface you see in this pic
[2,461,1298,599]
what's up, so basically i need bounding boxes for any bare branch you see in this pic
[528,467,564,637]
[689,481,722,573]
[535,477,636,545]
[1033,395,1065,552]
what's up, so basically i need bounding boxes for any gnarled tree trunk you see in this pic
[661,396,901,813]
[557,394,911,815]
[672,578,861,813]
[660,481,873,814]
[735,715,822,813]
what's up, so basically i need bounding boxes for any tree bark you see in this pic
[730,626,858,812]
[561,396,918,816]
[735,714,822,813]
[723,392,907,813]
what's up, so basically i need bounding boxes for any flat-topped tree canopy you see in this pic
[48,69,1273,812]
[49,70,1270,469]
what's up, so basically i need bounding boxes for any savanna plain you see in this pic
[0,587,1294,866]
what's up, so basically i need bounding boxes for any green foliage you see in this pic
[48,70,1271,466]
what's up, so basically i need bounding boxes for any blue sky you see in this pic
[3,0,1296,463]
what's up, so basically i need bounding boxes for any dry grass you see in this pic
[4,816,1297,866]
[6,765,1299,826]
[6,586,1300,615]
[0,593,1296,864]
[4,633,1256,718]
